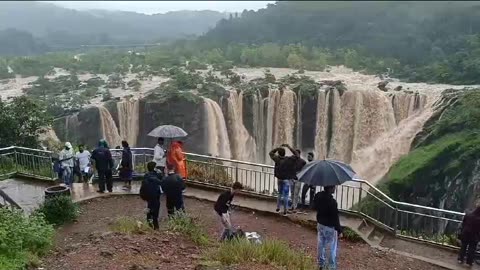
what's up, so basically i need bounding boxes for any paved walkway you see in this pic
[1,178,477,270]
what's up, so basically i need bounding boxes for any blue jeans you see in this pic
[317,223,338,269]
[62,166,73,186]
[276,179,290,212]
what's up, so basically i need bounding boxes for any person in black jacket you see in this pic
[291,149,307,212]
[120,140,134,190]
[300,152,316,209]
[313,186,342,270]
[458,205,480,266]
[269,144,299,216]
[91,140,114,193]
[161,163,186,217]
[139,162,163,230]
[214,181,243,241]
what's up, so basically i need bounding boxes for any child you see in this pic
[139,161,162,230]
[214,181,243,241]
[160,163,186,217]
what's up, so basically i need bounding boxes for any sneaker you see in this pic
[96,190,105,193]
[283,211,288,216]
[457,260,463,264]
[108,190,113,193]
[275,208,280,213]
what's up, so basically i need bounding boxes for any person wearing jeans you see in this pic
[59,142,74,187]
[276,179,290,216]
[313,186,342,270]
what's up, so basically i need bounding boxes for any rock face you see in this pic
[53,107,103,147]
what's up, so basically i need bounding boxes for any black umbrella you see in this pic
[296,159,357,186]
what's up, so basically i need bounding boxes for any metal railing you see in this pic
[0,146,465,247]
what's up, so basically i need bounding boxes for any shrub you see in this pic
[0,208,54,269]
[167,212,210,246]
[206,238,316,270]
[36,195,79,226]
[342,227,363,243]
[110,216,152,234]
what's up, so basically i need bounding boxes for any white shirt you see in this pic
[153,144,166,167]
[76,150,91,170]
[59,149,74,168]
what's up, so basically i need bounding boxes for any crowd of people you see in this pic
[53,139,480,270]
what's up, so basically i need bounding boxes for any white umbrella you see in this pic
[147,125,188,138]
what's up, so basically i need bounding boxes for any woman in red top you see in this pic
[167,141,188,179]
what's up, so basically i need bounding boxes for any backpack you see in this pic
[139,173,162,201]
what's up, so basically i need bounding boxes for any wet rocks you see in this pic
[378,80,389,91]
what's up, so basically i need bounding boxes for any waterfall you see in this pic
[252,91,265,163]
[265,89,281,162]
[225,91,257,161]
[203,97,232,158]
[314,89,329,160]
[117,99,140,146]
[98,105,122,148]
[64,114,79,143]
[351,94,437,184]
[273,88,297,149]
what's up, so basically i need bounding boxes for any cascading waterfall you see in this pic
[264,88,281,162]
[225,91,257,161]
[98,105,122,148]
[203,97,232,158]
[64,114,79,142]
[273,88,297,150]
[117,99,140,146]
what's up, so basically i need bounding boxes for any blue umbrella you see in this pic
[296,159,357,186]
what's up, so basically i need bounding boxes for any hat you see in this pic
[65,142,72,149]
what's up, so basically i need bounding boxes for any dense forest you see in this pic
[196,1,480,84]
[0,1,226,55]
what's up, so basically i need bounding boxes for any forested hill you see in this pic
[0,1,226,54]
[199,1,480,84]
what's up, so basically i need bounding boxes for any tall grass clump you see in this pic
[36,195,79,226]
[110,216,152,234]
[207,238,316,270]
[0,208,54,270]
[167,212,210,246]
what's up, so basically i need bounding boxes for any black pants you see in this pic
[458,239,478,265]
[301,184,315,208]
[97,170,113,192]
[166,196,185,217]
[147,199,160,230]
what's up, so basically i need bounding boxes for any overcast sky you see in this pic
[43,1,274,14]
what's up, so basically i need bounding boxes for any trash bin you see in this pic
[44,185,71,199]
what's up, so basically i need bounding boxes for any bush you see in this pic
[36,195,79,226]
[110,216,152,234]
[206,238,316,269]
[0,208,54,269]
[167,212,210,246]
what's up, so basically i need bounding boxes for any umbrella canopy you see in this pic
[296,159,357,186]
[147,125,188,138]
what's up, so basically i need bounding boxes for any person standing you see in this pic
[161,163,186,217]
[153,137,166,176]
[301,152,316,209]
[291,149,306,212]
[75,144,91,183]
[139,162,163,230]
[91,140,114,193]
[269,144,299,216]
[120,140,134,190]
[167,140,188,180]
[59,142,75,187]
[458,205,480,267]
[313,186,342,270]
[214,181,243,241]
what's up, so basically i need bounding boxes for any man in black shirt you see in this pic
[214,181,243,241]
[161,163,186,217]
[139,162,163,230]
[313,185,342,270]
[91,140,114,193]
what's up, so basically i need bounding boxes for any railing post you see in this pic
[13,148,18,173]
[394,206,399,236]
[235,164,239,183]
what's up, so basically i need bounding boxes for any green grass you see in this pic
[167,212,211,246]
[110,216,153,234]
[206,238,316,270]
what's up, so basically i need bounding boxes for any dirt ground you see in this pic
[41,195,443,270]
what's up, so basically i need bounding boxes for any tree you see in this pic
[0,96,52,148]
